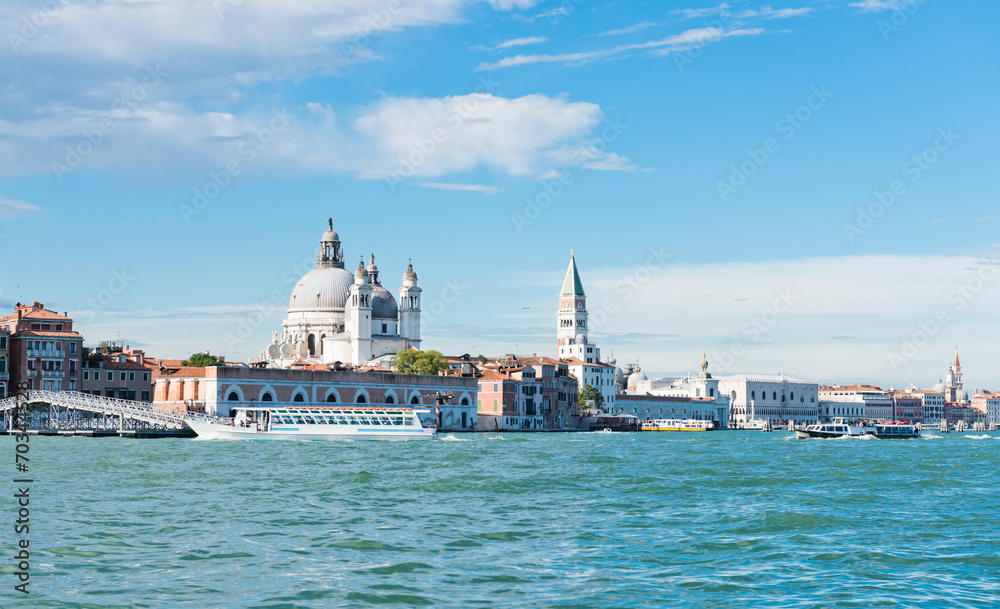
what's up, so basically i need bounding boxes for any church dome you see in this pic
[615,366,625,385]
[371,285,398,319]
[288,267,355,312]
[322,228,340,243]
[933,379,945,392]
[957,389,968,402]
[627,368,647,391]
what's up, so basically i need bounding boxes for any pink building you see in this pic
[0,302,84,394]
[153,365,477,431]
[476,366,545,431]
[889,391,922,424]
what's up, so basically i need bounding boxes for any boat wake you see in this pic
[964,434,991,440]
[438,434,471,442]
[921,434,942,440]
[832,433,878,441]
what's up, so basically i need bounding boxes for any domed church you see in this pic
[259,219,422,368]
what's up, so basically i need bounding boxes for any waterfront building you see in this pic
[490,354,580,429]
[0,326,8,398]
[974,391,1000,426]
[258,219,422,368]
[476,366,545,431]
[719,374,819,426]
[888,390,922,424]
[556,251,616,412]
[818,384,892,422]
[82,354,153,401]
[615,394,720,424]
[620,356,730,427]
[152,365,477,431]
[903,389,945,425]
[0,302,84,393]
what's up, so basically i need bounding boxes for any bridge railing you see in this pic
[0,390,228,429]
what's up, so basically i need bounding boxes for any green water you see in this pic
[1,431,998,608]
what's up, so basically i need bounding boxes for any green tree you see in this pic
[391,349,449,376]
[578,384,606,413]
[182,352,226,367]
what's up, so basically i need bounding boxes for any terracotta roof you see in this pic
[16,331,84,338]
[515,356,562,366]
[153,367,210,378]
[478,371,508,382]
[563,357,614,368]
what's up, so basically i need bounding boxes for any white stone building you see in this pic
[557,251,615,411]
[621,356,730,428]
[260,220,422,368]
[817,384,892,422]
[719,374,819,426]
[906,388,944,424]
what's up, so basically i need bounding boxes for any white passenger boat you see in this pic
[184,405,435,441]
[641,418,714,432]
[794,419,919,440]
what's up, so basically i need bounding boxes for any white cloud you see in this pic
[0,93,632,182]
[0,196,42,217]
[478,27,765,69]
[849,0,910,12]
[495,36,549,49]
[487,0,542,9]
[416,182,504,194]
[599,21,663,37]
[672,3,812,21]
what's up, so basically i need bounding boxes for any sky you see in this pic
[1,0,998,390]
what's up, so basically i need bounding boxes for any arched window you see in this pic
[461,397,469,406]
[773,391,777,400]
[751,391,755,400]
[307,334,316,356]
[318,335,325,356]
[261,393,274,402]
[790,392,795,401]
[493,399,498,409]
[385,395,395,404]
[227,392,240,401]
[411,395,420,405]
[326,394,337,403]
[0,356,6,373]
[293,394,305,402]
[356,395,367,404]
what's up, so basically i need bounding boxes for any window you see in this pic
[129,372,135,382]
[410,395,419,405]
[0,336,5,348]
[228,392,240,401]
[69,379,76,390]
[107,371,113,381]
[356,395,367,404]
[0,384,5,398]
[121,372,127,382]
[83,370,89,380]
[141,391,150,402]
[773,391,777,400]
[382,323,387,334]
[261,393,274,402]
[143,372,149,382]
[385,395,395,404]
[293,394,305,402]
[69,342,76,354]
[326,394,337,403]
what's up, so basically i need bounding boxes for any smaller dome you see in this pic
[957,389,968,402]
[403,262,418,281]
[322,218,340,243]
[574,333,586,345]
[355,259,369,282]
[933,379,945,392]
[367,254,378,275]
[371,285,398,319]
[615,366,625,384]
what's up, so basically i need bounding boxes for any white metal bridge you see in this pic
[0,390,223,436]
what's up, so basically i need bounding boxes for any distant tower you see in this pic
[557,250,594,361]
[347,259,373,365]
[317,218,345,268]
[946,348,966,403]
[398,261,422,349]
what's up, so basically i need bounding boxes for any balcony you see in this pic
[27,370,37,378]
[42,369,65,378]
[0,372,7,381]
[27,349,66,359]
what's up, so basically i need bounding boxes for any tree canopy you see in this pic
[182,352,226,367]
[391,349,449,376]
[578,384,606,412]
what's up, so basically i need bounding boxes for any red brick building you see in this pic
[0,302,84,394]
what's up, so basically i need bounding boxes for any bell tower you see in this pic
[347,259,373,365]
[398,261,422,349]
[557,250,591,360]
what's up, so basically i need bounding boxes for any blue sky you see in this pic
[2,0,999,389]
